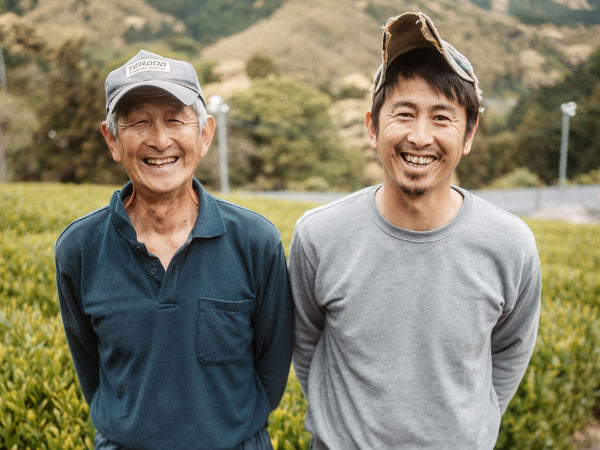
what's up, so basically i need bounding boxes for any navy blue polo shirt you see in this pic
[55,179,294,449]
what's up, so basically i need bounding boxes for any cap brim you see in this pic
[107,80,201,114]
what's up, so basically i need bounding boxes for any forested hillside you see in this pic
[471,0,600,25]
[144,0,284,44]
[0,0,599,189]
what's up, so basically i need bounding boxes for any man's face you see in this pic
[103,89,214,200]
[366,75,476,198]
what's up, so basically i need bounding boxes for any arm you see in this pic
[491,248,542,413]
[288,227,325,395]
[252,242,295,411]
[55,253,99,406]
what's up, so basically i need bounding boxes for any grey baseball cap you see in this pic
[372,12,481,101]
[105,49,206,114]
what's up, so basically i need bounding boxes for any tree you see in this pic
[15,40,125,184]
[502,45,600,184]
[246,53,279,79]
[228,77,365,191]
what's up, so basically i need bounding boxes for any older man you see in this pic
[289,12,541,449]
[55,50,293,449]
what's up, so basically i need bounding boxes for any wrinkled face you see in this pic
[366,75,476,198]
[103,88,214,200]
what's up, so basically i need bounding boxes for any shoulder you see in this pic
[54,205,111,272]
[214,197,282,243]
[296,186,375,232]
[464,189,537,252]
[55,186,127,254]
[55,206,110,249]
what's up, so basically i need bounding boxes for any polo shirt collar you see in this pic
[190,178,226,238]
[110,179,226,243]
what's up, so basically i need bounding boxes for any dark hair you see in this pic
[370,48,480,139]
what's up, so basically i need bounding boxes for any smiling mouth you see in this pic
[401,153,435,167]
[144,156,178,167]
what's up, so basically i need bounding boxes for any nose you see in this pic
[407,118,434,148]
[146,120,172,151]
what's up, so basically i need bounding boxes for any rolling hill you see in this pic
[2,0,599,97]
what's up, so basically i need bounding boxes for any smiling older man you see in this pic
[55,50,293,450]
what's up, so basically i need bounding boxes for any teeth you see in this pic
[403,154,434,166]
[145,157,177,166]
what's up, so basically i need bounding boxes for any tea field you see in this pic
[1,182,599,449]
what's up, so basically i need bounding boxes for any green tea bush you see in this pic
[0,230,58,317]
[0,183,113,236]
[0,300,94,449]
[496,220,600,449]
[268,369,311,449]
[1,184,600,449]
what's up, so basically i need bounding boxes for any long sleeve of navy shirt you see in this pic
[54,179,294,449]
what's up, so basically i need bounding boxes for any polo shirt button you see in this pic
[150,267,158,275]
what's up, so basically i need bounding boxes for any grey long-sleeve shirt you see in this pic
[289,185,541,450]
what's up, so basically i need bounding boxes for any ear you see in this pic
[462,117,479,156]
[101,122,122,163]
[365,110,378,149]
[199,115,216,158]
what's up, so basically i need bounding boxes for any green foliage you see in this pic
[467,0,600,25]
[507,0,600,25]
[123,21,174,44]
[577,167,600,185]
[246,53,279,79]
[2,183,600,449]
[502,46,600,185]
[488,167,541,189]
[228,77,365,191]
[0,0,29,14]
[0,94,37,181]
[13,40,126,184]
[496,219,600,449]
[269,368,312,449]
[0,301,95,449]
[144,0,284,44]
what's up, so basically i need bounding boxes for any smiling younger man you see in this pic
[55,50,293,449]
[289,12,541,449]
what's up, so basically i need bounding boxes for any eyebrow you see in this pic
[390,100,459,115]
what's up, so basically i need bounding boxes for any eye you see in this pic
[433,115,450,122]
[395,111,414,119]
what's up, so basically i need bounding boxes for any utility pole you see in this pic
[0,45,7,182]
[208,95,230,194]
[558,101,577,190]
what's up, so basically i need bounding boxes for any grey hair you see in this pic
[105,97,208,138]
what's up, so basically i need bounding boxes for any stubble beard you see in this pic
[392,143,442,197]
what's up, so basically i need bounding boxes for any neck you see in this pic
[125,185,199,269]
[125,186,199,234]
[375,184,463,231]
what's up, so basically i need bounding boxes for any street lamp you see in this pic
[558,101,576,189]
[208,95,230,194]
[0,46,7,182]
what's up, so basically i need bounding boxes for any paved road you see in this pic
[243,184,600,217]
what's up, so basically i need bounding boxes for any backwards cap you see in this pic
[372,12,481,101]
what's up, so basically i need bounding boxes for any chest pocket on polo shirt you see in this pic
[196,298,253,365]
